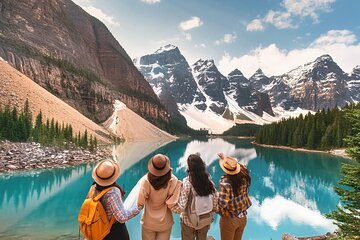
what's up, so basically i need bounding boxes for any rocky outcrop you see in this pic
[0,0,169,126]
[0,141,111,172]
[266,55,352,110]
[193,59,229,114]
[227,69,274,116]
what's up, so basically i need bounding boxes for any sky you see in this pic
[72,0,360,78]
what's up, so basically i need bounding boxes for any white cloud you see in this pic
[215,33,237,45]
[83,5,120,26]
[248,0,336,30]
[282,0,335,22]
[141,0,161,4]
[264,10,295,29]
[249,195,335,231]
[246,19,265,32]
[218,29,360,78]
[179,17,203,31]
[311,29,357,47]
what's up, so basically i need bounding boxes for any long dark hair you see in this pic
[226,166,251,197]
[94,181,125,199]
[148,170,172,190]
[187,154,216,196]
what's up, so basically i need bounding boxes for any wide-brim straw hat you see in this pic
[219,156,241,175]
[92,160,121,186]
[148,154,171,176]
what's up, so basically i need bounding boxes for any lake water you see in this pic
[0,138,349,240]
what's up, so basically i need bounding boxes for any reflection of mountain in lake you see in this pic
[0,139,348,239]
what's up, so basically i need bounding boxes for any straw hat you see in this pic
[219,156,241,175]
[148,154,171,176]
[92,160,121,186]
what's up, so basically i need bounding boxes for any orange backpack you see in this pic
[78,186,116,240]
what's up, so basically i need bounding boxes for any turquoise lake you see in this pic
[0,138,350,240]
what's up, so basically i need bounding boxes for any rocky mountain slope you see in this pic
[263,55,352,110]
[0,60,111,143]
[0,0,169,128]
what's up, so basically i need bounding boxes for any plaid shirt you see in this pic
[93,187,140,223]
[172,177,218,228]
[218,175,251,217]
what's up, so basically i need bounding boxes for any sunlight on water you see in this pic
[0,138,349,239]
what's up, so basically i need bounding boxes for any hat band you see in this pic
[96,166,116,180]
[224,164,237,172]
[152,159,166,171]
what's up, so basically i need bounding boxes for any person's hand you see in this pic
[218,153,225,159]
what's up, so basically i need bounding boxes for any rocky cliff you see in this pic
[0,0,169,127]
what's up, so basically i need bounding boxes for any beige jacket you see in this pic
[138,174,181,231]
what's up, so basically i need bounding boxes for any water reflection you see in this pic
[0,138,348,239]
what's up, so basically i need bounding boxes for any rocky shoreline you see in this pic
[0,141,112,173]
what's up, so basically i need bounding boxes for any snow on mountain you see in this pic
[136,47,359,133]
[264,55,353,110]
[347,65,360,101]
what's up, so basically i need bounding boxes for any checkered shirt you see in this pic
[93,187,140,223]
[218,175,251,217]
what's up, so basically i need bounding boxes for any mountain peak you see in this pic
[228,69,244,77]
[255,68,264,75]
[250,68,267,80]
[315,54,334,63]
[154,44,178,54]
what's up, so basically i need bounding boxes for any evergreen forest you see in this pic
[255,104,360,150]
[0,100,97,151]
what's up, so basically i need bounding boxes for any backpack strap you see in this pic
[93,187,115,202]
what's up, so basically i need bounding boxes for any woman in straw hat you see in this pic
[217,153,252,240]
[137,154,182,240]
[90,159,140,240]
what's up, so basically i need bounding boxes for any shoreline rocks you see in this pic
[0,140,112,173]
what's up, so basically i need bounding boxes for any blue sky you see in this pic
[73,0,360,77]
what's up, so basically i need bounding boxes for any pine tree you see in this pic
[327,108,360,238]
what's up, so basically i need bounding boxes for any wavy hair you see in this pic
[187,154,216,196]
[226,166,251,197]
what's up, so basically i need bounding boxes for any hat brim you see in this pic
[219,158,241,175]
[148,157,171,176]
[92,160,121,186]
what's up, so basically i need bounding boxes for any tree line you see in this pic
[0,100,97,151]
[255,104,360,150]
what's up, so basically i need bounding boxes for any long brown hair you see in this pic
[187,154,216,196]
[226,166,251,197]
[148,170,172,190]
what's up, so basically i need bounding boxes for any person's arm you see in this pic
[137,178,150,210]
[171,178,190,213]
[165,175,182,209]
[108,188,140,223]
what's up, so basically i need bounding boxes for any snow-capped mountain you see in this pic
[249,69,271,92]
[347,65,360,101]
[265,55,352,110]
[192,59,229,114]
[136,46,359,133]
[135,46,276,133]
[227,69,274,117]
